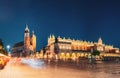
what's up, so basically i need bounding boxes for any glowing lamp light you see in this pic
[6,45,11,56]
[7,45,10,49]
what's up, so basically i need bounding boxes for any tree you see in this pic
[91,50,100,56]
[0,38,3,47]
[0,38,8,55]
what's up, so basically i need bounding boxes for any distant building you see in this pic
[11,41,24,57]
[44,35,120,60]
[12,25,36,57]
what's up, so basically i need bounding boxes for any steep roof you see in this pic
[13,41,24,48]
[25,25,30,33]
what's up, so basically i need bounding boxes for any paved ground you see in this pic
[0,58,120,78]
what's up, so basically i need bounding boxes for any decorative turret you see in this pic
[63,37,66,40]
[98,37,103,45]
[32,30,34,35]
[50,34,52,39]
[52,34,55,39]
[58,36,60,39]
[31,30,36,38]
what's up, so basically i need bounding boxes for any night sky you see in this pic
[0,0,120,51]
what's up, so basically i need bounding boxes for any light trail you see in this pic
[21,58,44,68]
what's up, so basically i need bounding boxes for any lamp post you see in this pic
[7,45,11,56]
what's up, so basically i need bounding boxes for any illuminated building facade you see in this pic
[12,25,36,57]
[44,35,120,60]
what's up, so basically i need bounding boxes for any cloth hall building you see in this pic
[44,35,120,60]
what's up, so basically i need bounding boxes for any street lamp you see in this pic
[6,45,11,56]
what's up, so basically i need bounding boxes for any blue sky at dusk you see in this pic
[0,0,120,51]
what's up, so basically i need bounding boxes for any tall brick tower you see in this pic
[31,31,36,53]
[24,25,31,56]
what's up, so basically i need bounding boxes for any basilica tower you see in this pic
[31,31,36,53]
[24,25,31,56]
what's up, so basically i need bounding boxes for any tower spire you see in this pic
[32,30,34,35]
[98,37,102,45]
[25,24,30,32]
